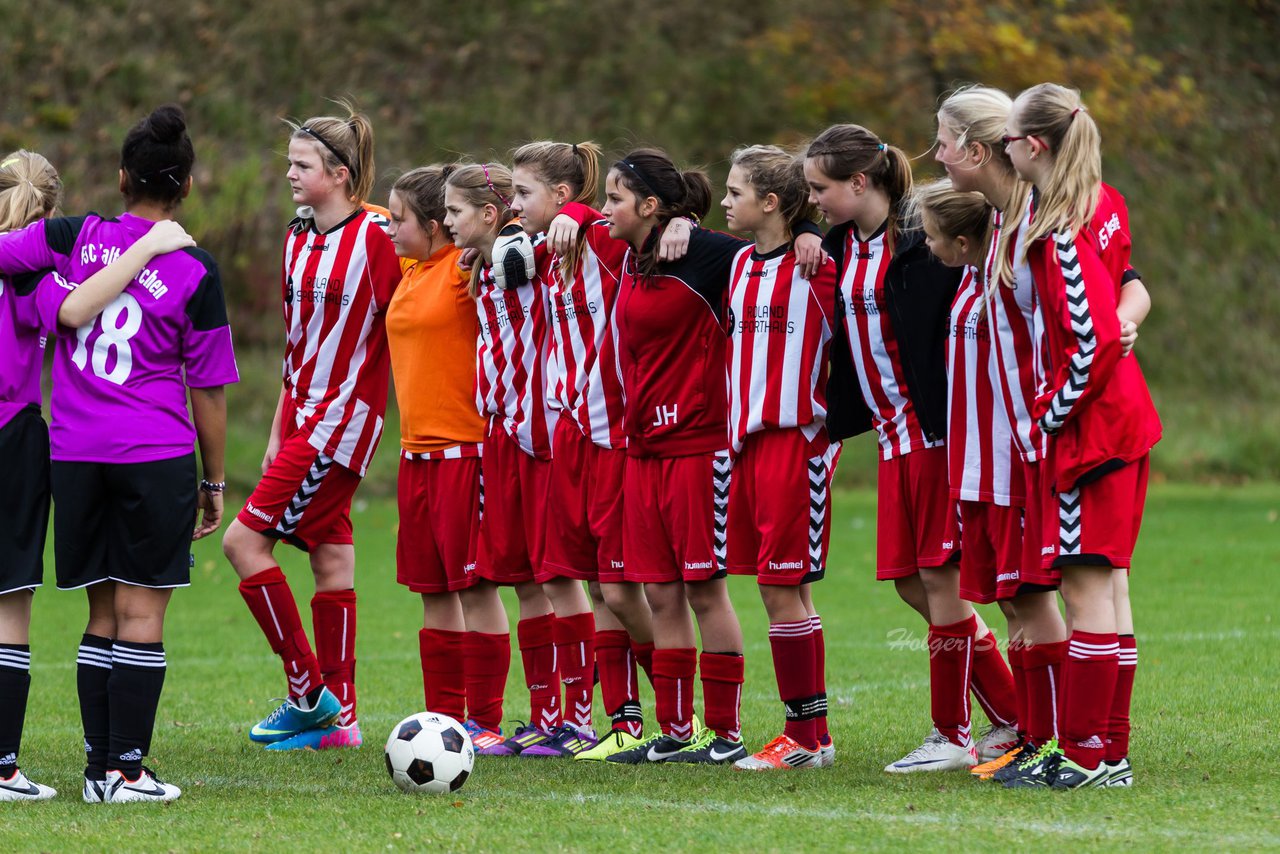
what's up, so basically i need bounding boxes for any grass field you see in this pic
[6,482,1279,852]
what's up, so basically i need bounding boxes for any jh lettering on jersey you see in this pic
[652,404,678,427]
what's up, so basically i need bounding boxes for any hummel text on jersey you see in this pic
[245,503,274,524]
[652,404,678,428]
[684,560,714,571]
[767,560,804,571]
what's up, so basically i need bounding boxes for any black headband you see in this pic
[300,126,356,181]
[617,159,671,204]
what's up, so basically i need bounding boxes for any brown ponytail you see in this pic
[806,124,913,245]
[612,148,711,277]
[288,99,376,204]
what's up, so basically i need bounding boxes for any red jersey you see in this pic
[616,227,746,458]
[546,203,628,450]
[837,225,939,459]
[945,265,1022,506]
[281,207,400,476]
[474,236,558,460]
[1029,186,1161,490]
[726,242,837,454]
[985,200,1047,464]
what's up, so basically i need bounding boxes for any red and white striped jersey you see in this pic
[280,207,400,476]
[546,208,628,450]
[985,200,1046,464]
[837,227,939,459]
[475,236,559,460]
[945,265,1022,506]
[726,243,837,454]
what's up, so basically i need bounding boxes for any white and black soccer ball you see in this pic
[384,712,474,794]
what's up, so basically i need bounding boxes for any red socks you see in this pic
[596,629,642,736]
[970,629,1018,730]
[462,631,509,732]
[517,614,561,732]
[811,615,830,745]
[238,567,322,700]
[700,652,744,741]
[554,612,596,730]
[1008,643,1029,738]
[1107,634,1137,761]
[769,620,820,750]
[312,590,357,726]
[632,639,655,688]
[419,629,465,721]
[1022,640,1066,745]
[652,647,696,740]
[928,614,976,747]
[1062,631,1119,769]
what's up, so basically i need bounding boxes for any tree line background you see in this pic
[2,0,1276,481]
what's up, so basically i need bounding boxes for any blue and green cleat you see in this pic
[249,688,341,744]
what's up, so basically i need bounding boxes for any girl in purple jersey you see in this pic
[0,106,238,804]
[0,151,195,803]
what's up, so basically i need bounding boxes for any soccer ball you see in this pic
[384,712,474,794]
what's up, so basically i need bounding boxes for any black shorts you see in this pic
[0,407,50,595]
[51,453,197,590]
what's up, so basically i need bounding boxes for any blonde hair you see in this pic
[805,124,912,246]
[0,150,61,233]
[937,85,1032,287]
[1014,83,1102,247]
[288,99,376,204]
[445,163,518,297]
[512,140,602,280]
[729,144,817,237]
[910,178,992,250]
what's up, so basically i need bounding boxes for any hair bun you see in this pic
[145,104,188,145]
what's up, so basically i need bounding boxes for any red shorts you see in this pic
[1044,455,1149,572]
[1018,460,1057,587]
[958,500,1023,603]
[726,429,833,587]
[623,451,730,584]
[875,446,960,580]
[542,419,626,583]
[238,429,362,551]
[396,448,482,594]
[475,421,549,585]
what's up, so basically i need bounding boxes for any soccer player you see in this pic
[1004,83,1160,789]
[385,165,508,753]
[804,124,1014,773]
[222,103,401,751]
[718,145,839,771]
[0,106,238,803]
[443,162,562,756]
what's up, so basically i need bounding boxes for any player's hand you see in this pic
[193,489,224,540]
[261,438,280,474]
[547,213,582,256]
[795,232,828,279]
[457,247,479,272]
[143,220,197,254]
[493,225,535,290]
[658,217,694,262]
[1119,319,1138,356]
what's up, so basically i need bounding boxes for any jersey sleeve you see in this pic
[0,218,79,275]
[582,221,628,281]
[33,270,78,334]
[558,202,601,229]
[685,227,751,314]
[1032,231,1123,436]
[181,252,241,388]
[366,224,402,312]
[806,256,840,327]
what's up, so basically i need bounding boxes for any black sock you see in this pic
[107,641,166,777]
[0,644,32,777]
[77,634,113,780]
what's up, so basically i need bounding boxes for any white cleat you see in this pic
[975,724,1020,762]
[0,768,57,801]
[83,775,107,803]
[884,728,978,773]
[105,768,181,803]
[817,738,836,768]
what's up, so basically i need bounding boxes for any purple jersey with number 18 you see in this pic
[0,212,240,463]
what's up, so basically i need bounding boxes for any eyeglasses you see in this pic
[1001,135,1028,146]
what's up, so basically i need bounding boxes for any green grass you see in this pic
[7,483,1280,851]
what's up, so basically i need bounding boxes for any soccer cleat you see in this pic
[1001,739,1063,789]
[884,728,977,773]
[490,723,554,757]
[817,735,835,768]
[975,723,1020,762]
[83,775,107,804]
[462,719,507,755]
[575,728,644,762]
[665,727,748,765]
[1105,757,1133,787]
[1051,755,1112,789]
[733,734,821,771]
[0,768,56,801]
[104,767,181,803]
[265,722,362,751]
[521,724,598,758]
[971,739,1027,781]
[249,689,341,744]
[605,731,691,765]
